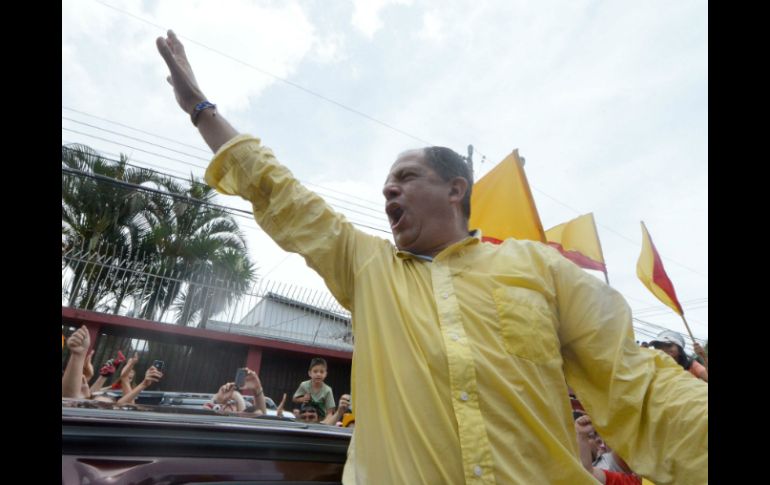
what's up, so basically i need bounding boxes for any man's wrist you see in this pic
[191,101,217,126]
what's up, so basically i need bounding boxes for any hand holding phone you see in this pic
[234,368,247,390]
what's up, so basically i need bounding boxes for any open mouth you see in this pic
[386,203,405,230]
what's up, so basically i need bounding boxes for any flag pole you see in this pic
[679,314,697,346]
[603,271,610,285]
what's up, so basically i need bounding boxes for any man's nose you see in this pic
[383,183,401,200]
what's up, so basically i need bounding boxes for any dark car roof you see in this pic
[97,390,278,409]
[62,400,351,483]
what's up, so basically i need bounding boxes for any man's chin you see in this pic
[394,233,418,253]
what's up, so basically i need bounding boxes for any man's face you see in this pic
[658,343,681,359]
[383,150,458,256]
[309,365,327,382]
[298,407,319,423]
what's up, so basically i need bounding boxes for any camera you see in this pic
[153,360,165,372]
[234,368,247,390]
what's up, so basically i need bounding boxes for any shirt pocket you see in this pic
[493,287,561,365]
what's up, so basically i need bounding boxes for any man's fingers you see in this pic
[156,36,174,62]
[156,36,187,79]
[168,30,187,56]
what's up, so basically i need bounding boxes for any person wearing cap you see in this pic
[295,394,352,425]
[649,331,708,382]
[295,401,321,423]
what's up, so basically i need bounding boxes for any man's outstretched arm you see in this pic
[156,30,238,153]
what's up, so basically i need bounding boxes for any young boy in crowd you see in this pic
[292,357,335,419]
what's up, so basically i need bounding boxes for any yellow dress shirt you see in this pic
[206,135,708,485]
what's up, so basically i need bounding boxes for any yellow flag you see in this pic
[545,213,607,274]
[636,222,683,315]
[469,150,545,243]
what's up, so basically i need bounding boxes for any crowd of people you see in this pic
[62,325,354,427]
[63,319,704,484]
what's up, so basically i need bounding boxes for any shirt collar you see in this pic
[396,230,481,262]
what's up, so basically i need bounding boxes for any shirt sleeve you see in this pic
[324,385,336,409]
[204,135,384,310]
[293,381,308,399]
[545,247,707,485]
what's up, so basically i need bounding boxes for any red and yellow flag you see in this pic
[545,213,607,274]
[636,221,683,315]
[469,150,545,243]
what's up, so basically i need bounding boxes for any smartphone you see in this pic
[235,368,247,390]
[153,360,165,372]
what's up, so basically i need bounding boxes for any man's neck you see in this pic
[419,227,472,258]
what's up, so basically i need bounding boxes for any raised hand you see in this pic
[143,366,164,387]
[156,30,206,114]
[120,353,139,381]
[215,382,237,403]
[574,414,595,437]
[338,394,351,413]
[276,393,287,418]
[244,368,262,391]
[66,325,90,356]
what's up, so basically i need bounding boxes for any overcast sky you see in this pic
[62,0,708,345]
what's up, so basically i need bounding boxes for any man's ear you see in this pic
[448,176,469,204]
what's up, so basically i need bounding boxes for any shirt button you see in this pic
[442,292,449,299]
[474,465,482,477]
[451,333,460,341]
[460,392,469,401]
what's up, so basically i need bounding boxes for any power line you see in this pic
[62,117,388,214]
[533,187,707,279]
[62,127,209,169]
[632,298,708,314]
[632,317,706,343]
[61,141,203,180]
[61,165,392,235]
[61,144,390,227]
[62,117,211,162]
[62,106,211,154]
[61,108,443,210]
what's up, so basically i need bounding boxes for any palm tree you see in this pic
[137,176,257,327]
[62,144,257,323]
[62,144,162,310]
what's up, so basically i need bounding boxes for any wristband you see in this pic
[191,101,217,126]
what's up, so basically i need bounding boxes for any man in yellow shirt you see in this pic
[157,31,707,484]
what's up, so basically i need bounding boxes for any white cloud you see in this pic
[313,33,348,64]
[351,0,413,38]
[417,10,444,43]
